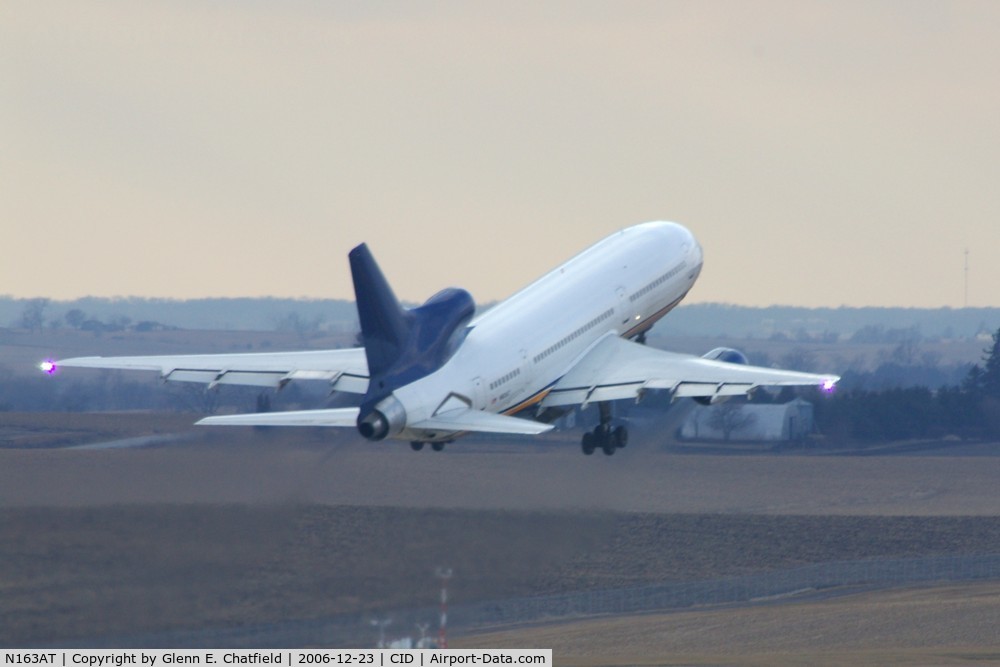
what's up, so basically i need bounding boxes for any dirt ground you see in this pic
[2,416,999,516]
[455,582,1000,666]
[2,412,1000,662]
[5,503,1000,647]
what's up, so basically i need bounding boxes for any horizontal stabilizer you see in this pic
[412,409,553,435]
[197,407,360,427]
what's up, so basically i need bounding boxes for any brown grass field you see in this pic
[454,583,1000,666]
[1,411,999,663]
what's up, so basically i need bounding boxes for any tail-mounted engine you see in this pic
[357,394,407,441]
[349,243,476,441]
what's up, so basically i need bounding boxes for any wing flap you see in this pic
[164,369,220,384]
[672,382,754,398]
[541,382,646,407]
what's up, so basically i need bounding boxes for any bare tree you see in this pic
[18,298,49,331]
[780,348,817,373]
[707,401,758,441]
[167,383,221,414]
[273,312,322,344]
[65,308,86,329]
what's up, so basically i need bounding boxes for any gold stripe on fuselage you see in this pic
[502,388,552,416]
[622,293,687,339]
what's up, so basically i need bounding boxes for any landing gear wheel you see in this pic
[431,442,445,452]
[410,441,424,452]
[583,402,628,457]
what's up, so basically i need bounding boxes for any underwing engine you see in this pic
[694,347,749,406]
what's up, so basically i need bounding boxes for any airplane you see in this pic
[43,221,839,455]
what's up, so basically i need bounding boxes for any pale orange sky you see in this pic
[2,1,999,307]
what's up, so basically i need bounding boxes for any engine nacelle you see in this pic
[357,394,407,441]
[694,347,750,406]
[701,347,749,365]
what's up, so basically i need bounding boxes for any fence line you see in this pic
[447,552,1000,631]
[37,552,1000,649]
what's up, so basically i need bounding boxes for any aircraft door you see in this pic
[469,376,484,410]
[516,348,530,394]
[616,286,629,327]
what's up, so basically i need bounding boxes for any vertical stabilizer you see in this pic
[349,243,411,377]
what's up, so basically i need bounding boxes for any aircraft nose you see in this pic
[684,230,703,264]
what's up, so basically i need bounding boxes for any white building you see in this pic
[679,398,814,442]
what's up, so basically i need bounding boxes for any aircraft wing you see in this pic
[52,348,370,393]
[541,335,838,408]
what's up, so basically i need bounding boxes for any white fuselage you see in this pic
[392,221,704,442]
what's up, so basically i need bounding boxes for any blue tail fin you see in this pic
[349,243,411,377]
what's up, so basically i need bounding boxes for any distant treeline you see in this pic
[663,304,1000,340]
[1,296,359,333]
[3,296,999,339]
[812,328,1000,441]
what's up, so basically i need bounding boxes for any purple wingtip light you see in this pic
[822,378,837,393]
[40,360,57,375]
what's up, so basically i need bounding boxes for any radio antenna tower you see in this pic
[370,616,392,649]
[435,567,452,649]
[964,248,970,308]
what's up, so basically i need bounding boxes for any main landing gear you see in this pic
[411,441,447,452]
[581,402,628,456]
